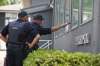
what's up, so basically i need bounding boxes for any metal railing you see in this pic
[39,40,52,49]
[0,39,53,50]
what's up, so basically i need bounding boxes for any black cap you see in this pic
[18,11,28,17]
[33,14,44,20]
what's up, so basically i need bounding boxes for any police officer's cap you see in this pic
[18,11,28,17]
[33,14,44,20]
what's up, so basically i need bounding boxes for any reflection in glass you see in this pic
[72,0,79,27]
[82,0,93,22]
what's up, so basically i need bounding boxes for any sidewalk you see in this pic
[0,51,6,66]
[0,39,6,66]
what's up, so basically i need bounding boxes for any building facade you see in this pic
[53,0,100,53]
[6,0,100,53]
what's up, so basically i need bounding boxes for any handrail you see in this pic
[39,40,52,49]
[43,42,52,49]
[0,39,53,50]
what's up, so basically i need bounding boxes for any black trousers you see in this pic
[6,44,26,66]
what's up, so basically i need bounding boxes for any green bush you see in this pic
[23,49,100,66]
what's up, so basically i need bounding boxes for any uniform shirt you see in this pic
[1,19,25,37]
[32,23,52,35]
[1,24,8,37]
[1,20,52,42]
[25,22,52,43]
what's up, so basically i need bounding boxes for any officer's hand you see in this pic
[26,42,33,48]
[28,43,33,48]
[26,34,40,49]
[63,22,71,27]
[59,22,71,29]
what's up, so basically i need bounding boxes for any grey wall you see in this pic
[54,21,94,52]
[70,21,94,52]
[32,0,50,6]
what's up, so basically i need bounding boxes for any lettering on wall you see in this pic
[75,33,90,45]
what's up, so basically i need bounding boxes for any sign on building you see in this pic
[75,33,90,45]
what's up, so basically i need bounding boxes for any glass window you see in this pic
[54,0,65,38]
[71,0,79,28]
[82,0,93,23]
[65,0,70,32]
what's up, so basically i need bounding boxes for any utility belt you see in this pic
[7,41,38,53]
[7,41,29,58]
[7,41,26,45]
[7,41,28,48]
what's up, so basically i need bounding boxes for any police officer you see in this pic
[26,14,70,52]
[32,14,70,35]
[0,11,40,66]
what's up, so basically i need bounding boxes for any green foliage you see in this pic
[23,49,100,66]
[0,0,9,6]
[0,0,20,6]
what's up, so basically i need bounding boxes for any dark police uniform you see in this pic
[1,19,52,66]
[1,19,38,66]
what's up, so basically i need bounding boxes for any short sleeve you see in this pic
[1,25,9,37]
[39,27,52,35]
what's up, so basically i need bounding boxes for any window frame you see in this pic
[71,0,79,29]
[54,0,70,38]
[64,0,71,32]
[70,0,94,30]
[53,0,94,37]
[80,0,94,25]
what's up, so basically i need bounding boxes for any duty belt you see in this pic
[7,41,26,45]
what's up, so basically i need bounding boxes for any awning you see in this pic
[22,0,52,14]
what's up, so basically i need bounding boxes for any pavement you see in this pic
[0,51,6,66]
[0,39,6,66]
